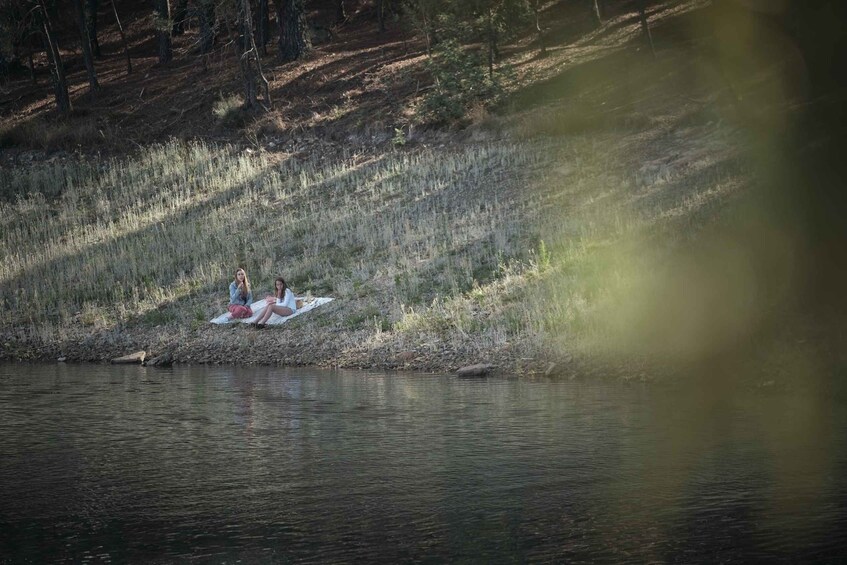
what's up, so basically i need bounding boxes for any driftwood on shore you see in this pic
[457,364,496,377]
[111,351,145,364]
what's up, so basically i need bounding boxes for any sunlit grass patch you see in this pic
[0,114,748,367]
[212,93,248,128]
[0,139,552,334]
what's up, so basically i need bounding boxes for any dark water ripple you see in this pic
[1,363,846,563]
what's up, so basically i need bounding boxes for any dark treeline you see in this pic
[6,0,841,139]
[1,0,316,112]
[0,0,655,117]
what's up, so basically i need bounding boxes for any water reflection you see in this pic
[0,363,844,562]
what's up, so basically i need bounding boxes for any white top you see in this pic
[276,288,297,312]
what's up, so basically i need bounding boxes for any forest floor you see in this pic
[0,0,713,155]
[2,1,842,385]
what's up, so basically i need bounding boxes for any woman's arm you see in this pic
[229,282,239,304]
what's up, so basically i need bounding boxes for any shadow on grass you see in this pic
[0,156,280,329]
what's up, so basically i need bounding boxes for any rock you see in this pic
[457,363,495,377]
[396,351,417,362]
[146,352,174,367]
[57,357,67,363]
[111,351,146,365]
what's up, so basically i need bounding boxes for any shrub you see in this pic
[417,39,504,124]
[212,93,248,128]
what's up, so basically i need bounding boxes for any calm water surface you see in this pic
[1,363,845,563]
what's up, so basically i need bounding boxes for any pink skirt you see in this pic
[228,304,253,319]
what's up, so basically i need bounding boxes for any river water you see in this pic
[1,363,845,563]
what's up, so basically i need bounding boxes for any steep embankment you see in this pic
[7,0,808,378]
[0,49,750,376]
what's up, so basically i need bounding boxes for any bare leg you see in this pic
[257,304,273,325]
[258,304,293,324]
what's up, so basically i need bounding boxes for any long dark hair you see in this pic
[275,277,288,299]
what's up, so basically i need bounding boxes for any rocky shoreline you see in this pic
[5,324,826,388]
[0,324,589,378]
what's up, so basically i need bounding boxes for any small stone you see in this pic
[111,351,146,365]
[397,351,417,362]
[146,352,174,367]
[57,357,67,363]
[457,363,495,377]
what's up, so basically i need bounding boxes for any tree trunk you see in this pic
[199,0,216,54]
[256,0,270,54]
[419,3,436,56]
[637,0,656,57]
[276,0,311,62]
[486,7,497,78]
[38,0,72,114]
[534,0,546,57]
[172,0,188,35]
[153,0,172,63]
[73,0,100,92]
[238,0,257,108]
[377,0,386,33]
[28,48,37,84]
[87,0,101,57]
[238,0,271,110]
[109,0,132,74]
[591,0,603,27]
[247,0,273,110]
[335,0,346,23]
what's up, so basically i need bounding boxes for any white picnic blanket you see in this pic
[210,297,334,325]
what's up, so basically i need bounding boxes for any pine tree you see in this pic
[109,0,132,74]
[37,0,71,113]
[153,0,172,63]
[86,0,100,57]
[276,0,310,62]
[238,0,271,109]
[73,0,99,92]
[198,0,216,54]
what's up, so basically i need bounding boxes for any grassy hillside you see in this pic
[0,45,751,373]
[1,139,550,332]
[3,0,840,378]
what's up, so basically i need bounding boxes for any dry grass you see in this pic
[0,139,550,331]
[0,103,747,362]
[0,0,758,364]
[0,115,113,150]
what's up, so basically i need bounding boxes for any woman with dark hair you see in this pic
[228,267,254,319]
[254,276,297,328]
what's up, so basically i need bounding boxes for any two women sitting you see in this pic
[228,267,297,328]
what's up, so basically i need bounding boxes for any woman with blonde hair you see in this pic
[228,267,254,319]
[254,276,297,328]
